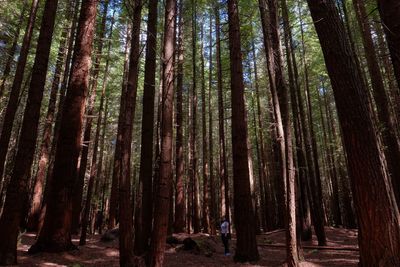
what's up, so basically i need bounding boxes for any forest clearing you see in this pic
[0,0,399,266]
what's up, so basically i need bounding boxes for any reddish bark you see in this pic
[227,0,259,262]
[29,0,98,253]
[149,0,176,265]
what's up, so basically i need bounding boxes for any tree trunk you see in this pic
[29,0,97,253]
[189,0,200,234]
[307,0,400,265]
[215,4,230,221]
[26,20,70,232]
[134,0,158,256]
[80,8,115,245]
[0,0,59,263]
[71,0,109,233]
[108,22,131,230]
[200,22,210,234]
[208,13,217,236]
[174,0,185,234]
[227,0,259,262]
[0,0,39,183]
[116,1,143,265]
[149,0,176,265]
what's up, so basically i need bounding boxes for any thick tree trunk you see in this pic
[134,0,158,256]
[37,0,79,234]
[0,0,39,183]
[307,1,400,265]
[149,0,176,265]
[0,0,59,263]
[71,0,109,233]
[26,21,70,232]
[227,0,259,262]
[29,0,97,254]
[108,22,131,230]
[116,1,143,265]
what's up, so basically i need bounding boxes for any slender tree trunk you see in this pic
[0,0,59,263]
[174,0,185,234]
[26,20,70,232]
[297,3,327,245]
[227,0,259,262]
[200,22,210,234]
[189,0,200,234]
[134,0,158,256]
[149,0,176,265]
[215,4,230,221]
[281,0,312,242]
[0,0,39,183]
[29,0,98,253]
[208,13,217,235]
[307,1,400,265]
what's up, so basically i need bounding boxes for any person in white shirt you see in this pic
[220,216,230,255]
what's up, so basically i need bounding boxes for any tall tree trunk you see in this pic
[29,0,97,253]
[174,0,185,234]
[0,0,59,263]
[80,9,115,245]
[71,0,109,233]
[307,1,400,265]
[26,19,70,232]
[190,0,200,234]
[208,13,217,235]
[296,2,327,245]
[115,1,143,265]
[37,0,79,234]
[200,22,210,234]
[134,0,158,256]
[227,0,259,262]
[281,0,312,241]
[0,1,28,98]
[215,4,230,221]
[0,0,39,183]
[353,0,400,205]
[108,22,131,230]
[149,0,176,265]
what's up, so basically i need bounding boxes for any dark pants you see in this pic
[221,234,229,254]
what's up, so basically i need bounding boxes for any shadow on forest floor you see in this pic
[14,227,358,266]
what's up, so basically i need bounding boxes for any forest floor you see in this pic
[14,227,358,267]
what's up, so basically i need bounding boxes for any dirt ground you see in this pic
[14,227,359,267]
